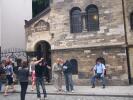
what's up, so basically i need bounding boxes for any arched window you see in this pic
[70,59,78,74]
[70,7,83,33]
[130,12,133,30]
[86,5,99,31]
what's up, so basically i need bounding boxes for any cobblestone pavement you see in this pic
[0,93,133,100]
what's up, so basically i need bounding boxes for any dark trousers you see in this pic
[20,82,28,100]
[6,75,13,85]
[36,77,47,98]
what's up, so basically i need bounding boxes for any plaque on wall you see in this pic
[34,20,50,32]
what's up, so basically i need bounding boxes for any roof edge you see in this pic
[25,7,51,28]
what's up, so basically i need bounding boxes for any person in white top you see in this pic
[91,59,106,88]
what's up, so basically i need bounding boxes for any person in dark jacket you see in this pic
[34,58,47,100]
[63,60,74,92]
[18,61,29,100]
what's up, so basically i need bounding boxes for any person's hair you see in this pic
[22,61,28,68]
[6,60,12,65]
[32,57,37,61]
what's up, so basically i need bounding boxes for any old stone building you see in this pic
[25,0,133,85]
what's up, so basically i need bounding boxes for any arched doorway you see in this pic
[35,40,51,83]
[35,41,51,61]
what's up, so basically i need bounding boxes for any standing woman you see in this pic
[52,58,63,92]
[18,61,29,100]
[29,57,37,91]
[4,60,15,96]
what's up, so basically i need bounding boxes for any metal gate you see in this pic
[0,48,29,65]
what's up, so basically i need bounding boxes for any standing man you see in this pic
[91,59,106,88]
[34,58,47,100]
[42,59,51,83]
[63,60,74,92]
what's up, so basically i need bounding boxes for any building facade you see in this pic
[25,0,133,85]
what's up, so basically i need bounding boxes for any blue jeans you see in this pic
[36,77,47,98]
[64,73,74,91]
[91,73,105,86]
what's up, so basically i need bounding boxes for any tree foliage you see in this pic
[32,0,50,17]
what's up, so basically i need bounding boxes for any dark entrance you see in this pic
[70,59,78,74]
[35,41,51,83]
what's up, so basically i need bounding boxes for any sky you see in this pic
[0,0,1,46]
[1,0,32,51]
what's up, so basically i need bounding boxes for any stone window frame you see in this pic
[85,4,99,32]
[130,12,133,30]
[70,7,83,33]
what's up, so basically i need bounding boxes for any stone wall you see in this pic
[52,46,129,85]
[26,0,126,51]
[49,0,125,50]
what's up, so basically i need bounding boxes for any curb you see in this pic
[1,91,133,98]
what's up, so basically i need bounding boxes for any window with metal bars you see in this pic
[85,5,99,31]
[70,7,83,33]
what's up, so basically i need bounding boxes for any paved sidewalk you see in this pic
[1,85,133,97]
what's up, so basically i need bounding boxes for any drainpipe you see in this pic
[122,0,131,84]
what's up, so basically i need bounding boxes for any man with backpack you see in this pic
[91,59,106,88]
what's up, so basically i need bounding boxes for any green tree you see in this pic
[32,0,50,17]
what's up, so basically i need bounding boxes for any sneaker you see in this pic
[3,93,8,96]
[12,89,16,92]
[71,90,74,93]
[91,85,95,88]
[102,85,105,89]
[37,98,41,100]
[31,88,34,91]
[64,90,69,93]
[44,97,48,100]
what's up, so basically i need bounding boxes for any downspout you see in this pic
[122,0,131,84]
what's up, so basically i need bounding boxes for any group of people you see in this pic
[53,58,74,92]
[52,57,106,93]
[18,58,49,100]
[0,56,106,100]
[0,57,48,100]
